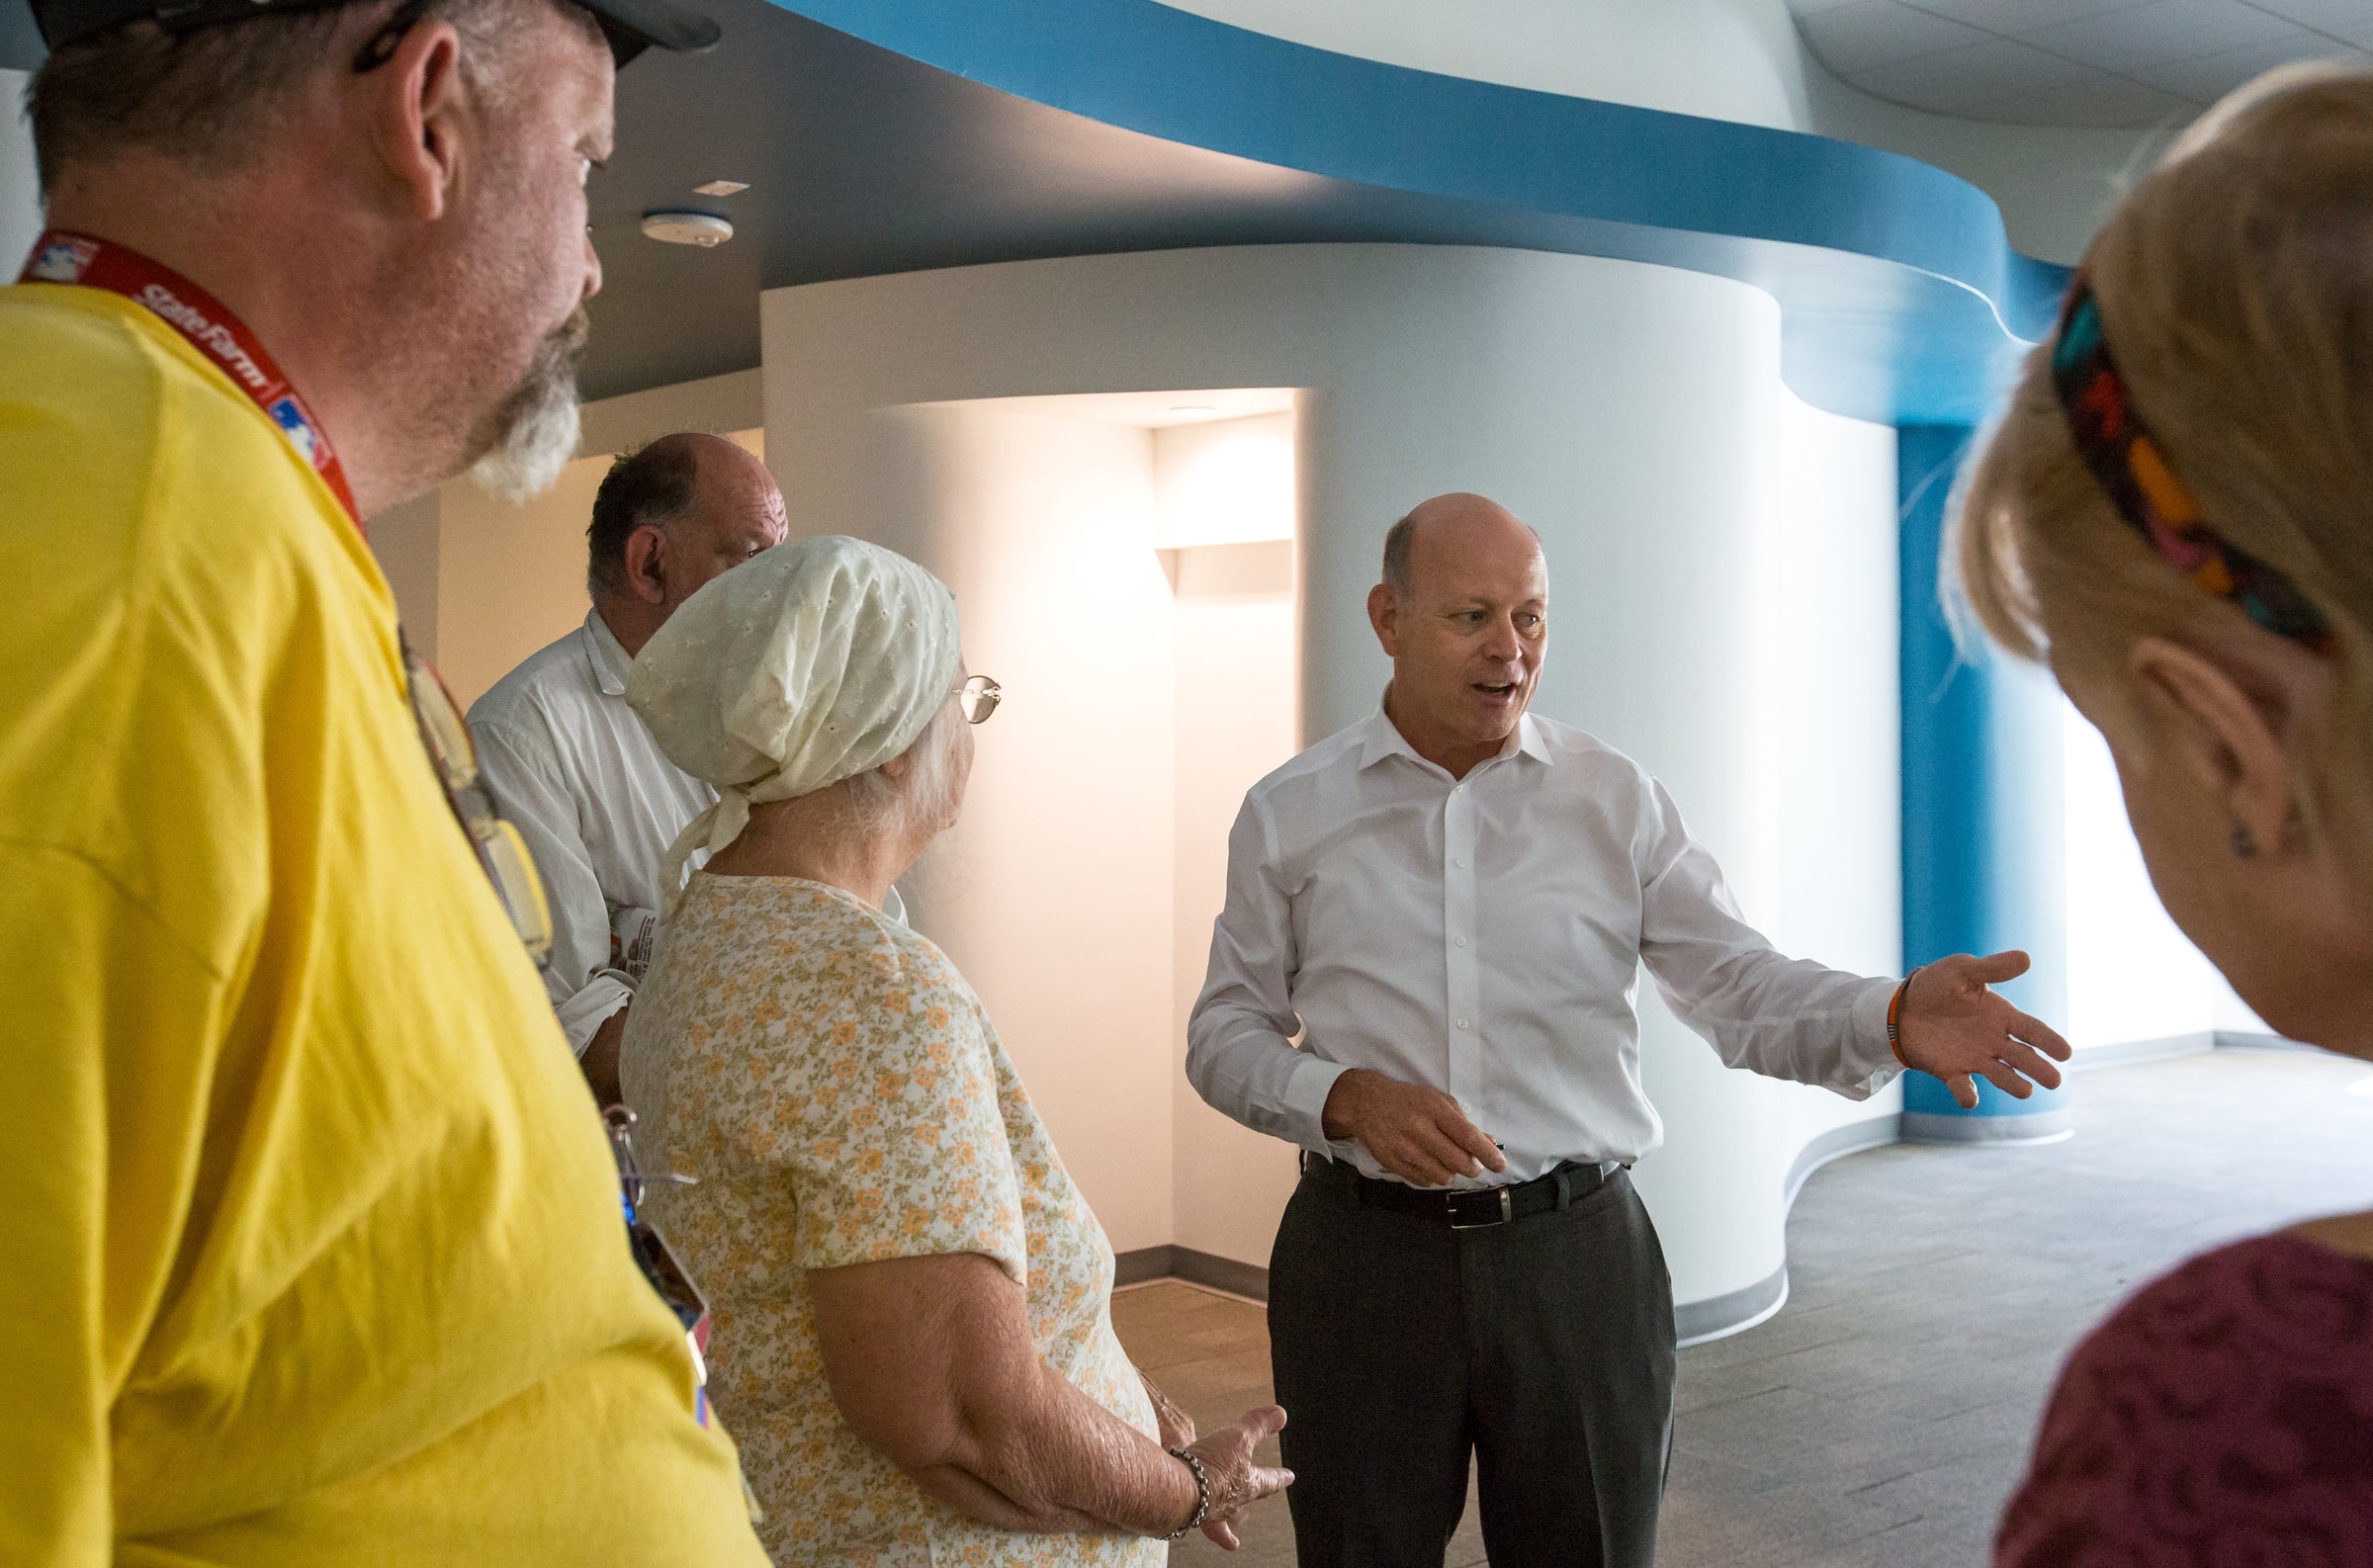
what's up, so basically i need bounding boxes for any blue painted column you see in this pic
[1898,425,2071,1143]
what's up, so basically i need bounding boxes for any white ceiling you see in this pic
[1790,0,2373,127]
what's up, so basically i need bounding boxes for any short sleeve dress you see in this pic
[621,874,1164,1567]
[1995,1233,2373,1567]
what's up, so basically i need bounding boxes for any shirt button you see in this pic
[1455,936,1469,948]
[1456,1017,1472,1030]
[1454,856,1468,869]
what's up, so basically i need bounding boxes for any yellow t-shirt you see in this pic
[0,281,771,1568]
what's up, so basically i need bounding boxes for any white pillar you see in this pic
[762,244,1901,1329]
[1288,252,1798,1321]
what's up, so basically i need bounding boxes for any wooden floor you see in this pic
[1108,1047,2373,1567]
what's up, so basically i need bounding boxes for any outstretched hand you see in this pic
[1894,950,2072,1108]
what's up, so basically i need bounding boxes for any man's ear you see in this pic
[1367,582,1402,657]
[621,525,670,605]
[363,15,471,222]
[2128,634,2302,854]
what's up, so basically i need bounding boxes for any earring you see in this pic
[2232,823,2259,860]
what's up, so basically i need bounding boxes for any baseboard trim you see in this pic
[2066,1030,2320,1071]
[2214,1030,2323,1054]
[1675,1264,1790,1348]
[1113,1245,1270,1302]
[1783,1114,1901,1216]
[1112,1245,1173,1288]
[1902,1106,2074,1145]
[2067,1031,2215,1072]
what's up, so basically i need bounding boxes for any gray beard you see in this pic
[467,307,589,503]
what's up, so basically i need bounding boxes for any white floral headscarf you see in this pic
[626,534,960,907]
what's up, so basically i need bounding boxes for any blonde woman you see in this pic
[616,535,1289,1564]
[1952,66,2373,1565]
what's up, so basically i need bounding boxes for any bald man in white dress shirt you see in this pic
[469,433,785,1102]
[1186,492,2071,1568]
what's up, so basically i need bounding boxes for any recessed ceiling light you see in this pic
[1170,404,1218,416]
[641,211,735,247]
[693,180,749,197]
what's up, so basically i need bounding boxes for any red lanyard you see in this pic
[19,229,361,527]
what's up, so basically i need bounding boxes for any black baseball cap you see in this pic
[29,0,718,64]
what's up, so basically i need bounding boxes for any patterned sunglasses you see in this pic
[2050,279,2332,652]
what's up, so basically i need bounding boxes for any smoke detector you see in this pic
[641,211,735,247]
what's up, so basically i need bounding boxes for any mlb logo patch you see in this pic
[27,236,98,284]
[268,397,323,469]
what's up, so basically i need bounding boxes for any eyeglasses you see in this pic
[400,633,555,967]
[956,673,1003,725]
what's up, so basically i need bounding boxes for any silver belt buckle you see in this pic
[1449,1185,1515,1230]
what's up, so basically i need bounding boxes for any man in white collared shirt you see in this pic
[470,432,786,1102]
[1186,492,2070,1568]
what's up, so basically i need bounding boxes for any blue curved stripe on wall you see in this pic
[760,0,2074,425]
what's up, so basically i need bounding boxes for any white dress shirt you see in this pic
[469,611,717,1056]
[1186,707,1900,1185]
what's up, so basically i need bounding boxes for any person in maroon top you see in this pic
[1952,62,2373,1567]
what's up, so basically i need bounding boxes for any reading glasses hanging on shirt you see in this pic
[401,636,556,967]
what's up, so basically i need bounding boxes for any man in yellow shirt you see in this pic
[0,0,773,1561]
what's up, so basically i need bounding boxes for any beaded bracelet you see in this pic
[1166,1447,1211,1539]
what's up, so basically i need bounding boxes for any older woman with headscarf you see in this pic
[617,536,1290,1565]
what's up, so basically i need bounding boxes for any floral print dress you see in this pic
[621,874,1164,1567]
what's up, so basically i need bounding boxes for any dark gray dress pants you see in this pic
[1268,1161,1677,1568]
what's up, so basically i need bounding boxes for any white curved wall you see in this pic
[762,243,1901,1317]
[1770,392,1907,1172]
[1149,0,2167,264]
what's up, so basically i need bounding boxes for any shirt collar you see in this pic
[1356,697,1552,774]
[1354,706,1421,770]
[581,608,633,698]
[1513,713,1553,765]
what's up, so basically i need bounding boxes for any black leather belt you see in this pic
[1300,1151,1621,1230]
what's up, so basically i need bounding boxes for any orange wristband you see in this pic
[1886,966,1923,1067]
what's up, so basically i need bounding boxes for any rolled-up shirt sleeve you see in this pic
[470,715,626,1056]
[1634,777,1899,1098]
[1186,793,1351,1152]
